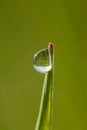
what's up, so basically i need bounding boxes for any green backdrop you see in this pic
[0,0,87,130]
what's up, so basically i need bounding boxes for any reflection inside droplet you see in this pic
[33,48,52,73]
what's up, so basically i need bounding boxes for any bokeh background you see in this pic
[0,0,87,130]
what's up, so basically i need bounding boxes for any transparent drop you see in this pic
[33,48,52,73]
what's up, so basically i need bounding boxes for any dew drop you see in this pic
[33,48,52,73]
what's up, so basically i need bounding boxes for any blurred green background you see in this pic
[0,0,87,130]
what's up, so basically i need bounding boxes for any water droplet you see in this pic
[33,48,52,73]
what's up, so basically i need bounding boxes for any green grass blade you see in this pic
[35,43,54,130]
[35,71,53,130]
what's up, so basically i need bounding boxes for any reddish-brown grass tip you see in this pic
[48,42,54,49]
